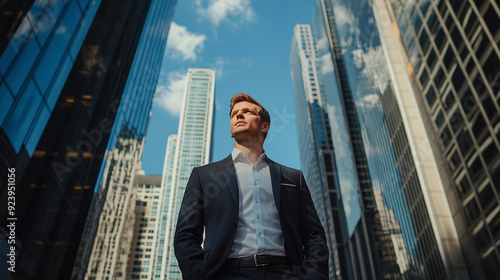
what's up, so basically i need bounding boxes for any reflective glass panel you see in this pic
[25,104,51,155]
[3,80,43,152]
[3,36,41,96]
[0,82,15,124]
[34,0,81,93]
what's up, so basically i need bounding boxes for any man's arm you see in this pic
[299,171,329,280]
[174,167,206,280]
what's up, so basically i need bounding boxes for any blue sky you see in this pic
[141,0,316,175]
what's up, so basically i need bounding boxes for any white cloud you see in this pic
[319,53,334,75]
[211,57,230,79]
[155,71,187,116]
[166,22,206,61]
[352,46,390,93]
[332,4,355,27]
[197,0,256,27]
[356,93,380,109]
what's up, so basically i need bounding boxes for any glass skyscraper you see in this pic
[291,24,347,279]
[0,0,177,278]
[381,0,500,278]
[156,68,215,279]
[288,0,470,279]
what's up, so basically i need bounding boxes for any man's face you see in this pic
[230,101,269,140]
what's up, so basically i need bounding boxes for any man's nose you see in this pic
[236,111,244,119]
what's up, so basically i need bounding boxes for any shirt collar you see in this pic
[232,148,269,165]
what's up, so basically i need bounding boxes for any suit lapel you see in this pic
[269,160,282,211]
[218,155,239,212]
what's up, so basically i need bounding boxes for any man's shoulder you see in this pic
[269,160,302,176]
[194,155,232,172]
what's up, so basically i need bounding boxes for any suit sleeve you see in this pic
[299,171,329,280]
[174,167,206,280]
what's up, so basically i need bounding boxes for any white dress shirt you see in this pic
[228,148,286,258]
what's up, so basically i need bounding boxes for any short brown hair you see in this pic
[229,93,271,125]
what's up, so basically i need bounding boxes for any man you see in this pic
[174,93,329,280]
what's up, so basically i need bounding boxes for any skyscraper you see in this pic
[0,0,177,278]
[378,0,500,278]
[289,0,470,278]
[290,24,346,279]
[82,128,144,280]
[156,68,215,279]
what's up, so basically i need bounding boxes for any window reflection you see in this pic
[3,35,41,96]
[3,79,43,152]
[34,0,82,93]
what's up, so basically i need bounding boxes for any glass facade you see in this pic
[159,68,215,279]
[0,0,177,278]
[296,0,466,278]
[0,0,101,155]
[290,24,345,279]
[387,0,500,278]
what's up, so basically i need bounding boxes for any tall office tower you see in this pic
[82,128,143,280]
[127,174,162,280]
[0,0,177,279]
[377,0,500,278]
[157,68,215,279]
[303,0,469,279]
[290,24,347,279]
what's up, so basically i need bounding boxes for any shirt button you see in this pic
[257,215,260,219]
[255,200,259,204]
[258,232,262,236]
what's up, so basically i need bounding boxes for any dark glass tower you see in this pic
[0,0,177,278]
[387,0,500,278]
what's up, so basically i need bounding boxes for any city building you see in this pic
[151,134,177,279]
[0,0,177,279]
[290,24,348,279]
[156,68,215,279]
[127,174,163,280]
[378,0,500,278]
[82,127,144,280]
[288,0,470,279]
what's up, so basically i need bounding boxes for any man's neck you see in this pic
[234,141,264,163]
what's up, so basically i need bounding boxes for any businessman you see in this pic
[174,93,329,280]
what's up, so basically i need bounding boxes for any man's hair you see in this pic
[229,93,271,125]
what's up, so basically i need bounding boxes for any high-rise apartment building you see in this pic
[289,0,470,279]
[0,0,177,278]
[377,0,500,278]
[156,68,215,279]
[128,174,163,280]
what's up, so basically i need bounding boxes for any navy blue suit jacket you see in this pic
[174,155,329,280]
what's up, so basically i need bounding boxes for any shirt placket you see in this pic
[252,162,265,254]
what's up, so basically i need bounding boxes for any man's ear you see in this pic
[261,122,270,133]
